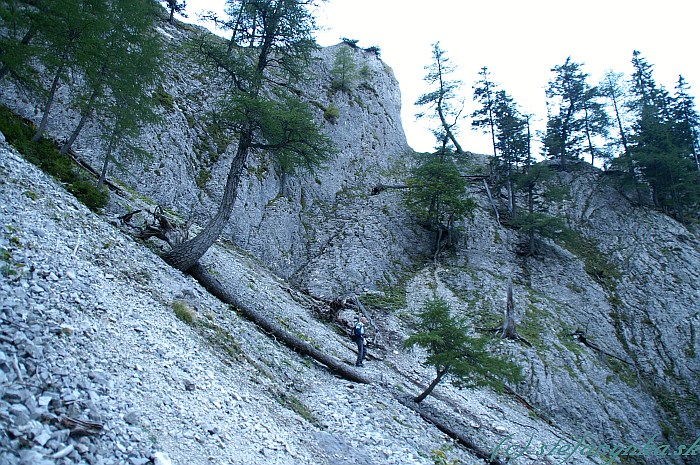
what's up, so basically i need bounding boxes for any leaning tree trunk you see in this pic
[163,128,251,271]
[188,263,370,384]
[61,86,100,155]
[415,366,449,403]
[32,64,64,142]
[97,129,117,188]
[501,281,519,340]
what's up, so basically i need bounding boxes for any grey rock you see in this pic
[124,409,141,425]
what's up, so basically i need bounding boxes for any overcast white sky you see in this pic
[180,0,700,155]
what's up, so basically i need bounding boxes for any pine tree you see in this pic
[161,0,187,25]
[471,66,499,158]
[543,57,594,164]
[163,0,334,272]
[626,52,699,217]
[404,296,522,404]
[492,89,529,218]
[415,42,465,154]
[26,0,109,142]
[406,153,474,262]
[60,0,164,157]
[0,0,37,83]
[599,70,632,163]
[670,75,700,175]
[330,45,358,92]
[581,85,610,166]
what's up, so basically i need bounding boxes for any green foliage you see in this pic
[508,211,566,240]
[198,0,335,177]
[0,106,109,211]
[363,45,381,57]
[557,228,621,291]
[195,169,211,188]
[404,297,523,398]
[619,51,700,221]
[431,446,460,465]
[415,42,464,153]
[406,154,474,229]
[323,103,340,123]
[273,391,321,427]
[68,180,109,211]
[172,300,196,325]
[359,64,371,80]
[154,86,175,109]
[543,57,608,163]
[221,91,335,176]
[331,45,358,92]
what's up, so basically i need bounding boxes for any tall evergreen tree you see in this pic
[600,70,632,163]
[472,66,499,158]
[161,0,187,25]
[404,296,522,404]
[330,45,358,92]
[581,85,610,165]
[0,0,38,83]
[163,0,334,272]
[472,67,529,220]
[27,0,108,142]
[60,0,163,156]
[415,42,465,154]
[406,153,474,262]
[626,52,699,218]
[543,57,592,164]
[670,75,700,175]
[492,89,529,218]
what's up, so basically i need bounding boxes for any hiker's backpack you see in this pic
[352,322,363,340]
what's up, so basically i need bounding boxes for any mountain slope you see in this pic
[1,15,699,465]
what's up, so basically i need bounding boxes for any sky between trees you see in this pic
[181,0,699,157]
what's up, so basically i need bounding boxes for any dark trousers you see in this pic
[355,338,365,366]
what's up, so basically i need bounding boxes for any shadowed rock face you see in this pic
[1,18,698,465]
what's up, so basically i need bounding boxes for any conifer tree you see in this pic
[670,75,700,175]
[330,45,358,92]
[28,0,108,142]
[163,0,334,272]
[161,0,187,25]
[581,85,610,166]
[600,70,632,163]
[404,296,522,403]
[0,0,37,83]
[472,68,529,220]
[543,57,602,164]
[406,152,474,262]
[492,89,529,218]
[60,0,163,156]
[625,51,699,216]
[472,66,499,158]
[415,42,465,154]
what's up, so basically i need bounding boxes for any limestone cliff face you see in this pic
[441,169,700,460]
[2,18,699,464]
[1,23,428,298]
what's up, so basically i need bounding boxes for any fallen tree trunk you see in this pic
[394,392,506,465]
[188,263,371,384]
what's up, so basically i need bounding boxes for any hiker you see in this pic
[353,317,367,367]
